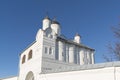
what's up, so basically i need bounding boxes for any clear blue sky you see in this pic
[0,0,120,78]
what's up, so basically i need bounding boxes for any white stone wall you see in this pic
[1,76,17,80]
[2,66,120,80]
[18,29,44,80]
[39,67,116,80]
[18,41,43,80]
[2,67,120,80]
[56,40,94,65]
[116,67,120,80]
[42,36,56,59]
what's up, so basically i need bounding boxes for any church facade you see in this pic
[1,16,120,80]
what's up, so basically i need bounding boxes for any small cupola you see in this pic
[51,18,61,36]
[74,33,81,44]
[52,18,60,24]
[42,16,51,30]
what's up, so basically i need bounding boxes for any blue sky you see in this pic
[0,0,120,78]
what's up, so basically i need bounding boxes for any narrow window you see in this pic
[62,52,65,62]
[45,47,48,54]
[62,52,64,56]
[49,47,52,54]
[28,50,32,60]
[22,55,26,64]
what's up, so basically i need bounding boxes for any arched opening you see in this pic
[28,50,32,60]
[25,71,34,80]
[22,55,26,64]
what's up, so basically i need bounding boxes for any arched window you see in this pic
[28,50,32,60]
[22,55,26,64]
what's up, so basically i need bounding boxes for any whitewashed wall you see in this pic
[1,76,17,80]
[2,66,120,80]
[39,67,116,80]
[18,29,44,80]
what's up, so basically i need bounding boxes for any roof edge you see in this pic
[19,41,37,56]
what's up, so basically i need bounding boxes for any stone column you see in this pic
[63,43,66,62]
[79,49,84,65]
[75,47,79,64]
[58,41,63,61]
[87,50,90,64]
[66,44,69,62]
[69,45,74,63]
[91,51,94,64]
[77,48,80,64]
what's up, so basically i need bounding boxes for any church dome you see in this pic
[52,18,60,24]
[51,18,61,36]
[75,33,81,37]
[43,16,50,20]
[74,33,81,44]
[42,16,51,30]
[52,20,60,24]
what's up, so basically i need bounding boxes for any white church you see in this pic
[1,16,120,80]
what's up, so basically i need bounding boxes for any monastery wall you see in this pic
[1,76,17,80]
[39,67,117,80]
